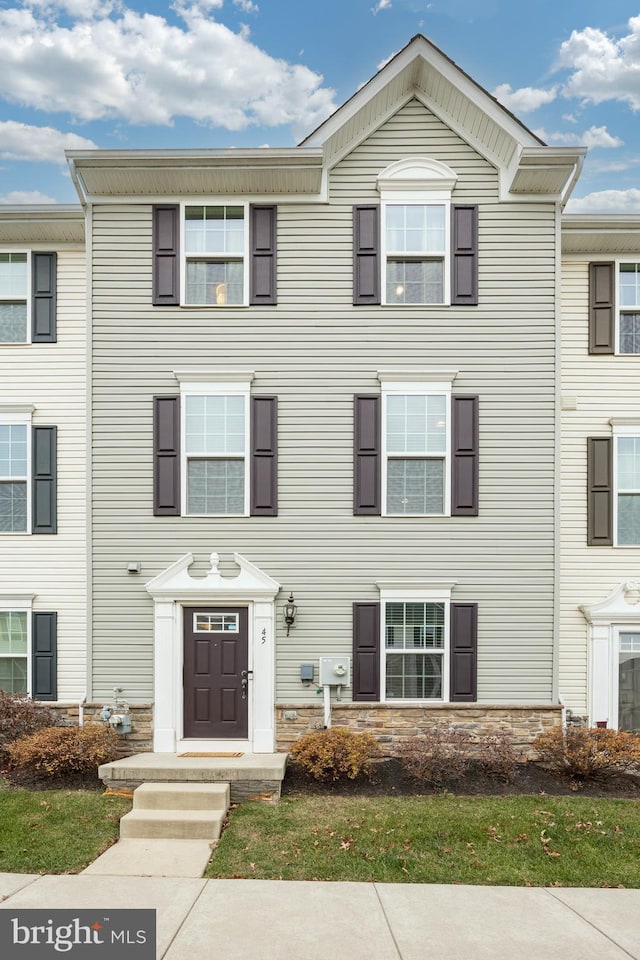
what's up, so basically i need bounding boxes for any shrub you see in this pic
[0,691,62,766]
[396,727,471,785]
[474,730,520,782]
[533,726,640,782]
[289,727,379,782]
[7,723,120,781]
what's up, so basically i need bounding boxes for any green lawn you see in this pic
[208,794,640,887]
[0,781,131,874]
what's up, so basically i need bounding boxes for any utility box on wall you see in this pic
[319,657,351,686]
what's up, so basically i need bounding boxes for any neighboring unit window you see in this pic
[183,205,246,306]
[619,263,640,354]
[385,601,446,700]
[0,422,28,532]
[0,610,27,694]
[183,391,248,515]
[619,632,640,732]
[0,253,27,343]
[384,392,448,515]
[616,435,640,545]
[384,204,446,305]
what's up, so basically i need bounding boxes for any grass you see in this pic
[0,779,131,874]
[207,794,640,887]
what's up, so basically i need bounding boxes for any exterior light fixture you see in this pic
[284,592,297,636]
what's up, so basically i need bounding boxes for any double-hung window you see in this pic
[181,378,250,516]
[383,203,447,305]
[615,428,640,545]
[0,253,28,343]
[384,600,447,700]
[380,373,452,516]
[619,263,640,354]
[0,411,29,533]
[0,607,29,694]
[183,205,247,306]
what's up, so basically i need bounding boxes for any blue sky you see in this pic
[1,0,640,211]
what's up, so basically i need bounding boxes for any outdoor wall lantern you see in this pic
[284,592,297,636]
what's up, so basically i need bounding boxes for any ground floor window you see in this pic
[0,610,28,693]
[619,632,640,731]
[384,601,445,699]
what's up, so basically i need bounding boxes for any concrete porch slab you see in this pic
[99,752,288,802]
[82,839,213,878]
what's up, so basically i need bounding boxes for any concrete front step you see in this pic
[120,808,226,841]
[133,782,230,812]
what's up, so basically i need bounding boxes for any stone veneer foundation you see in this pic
[275,702,563,759]
[47,703,154,757]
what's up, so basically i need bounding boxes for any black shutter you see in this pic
[152,205,179,305]
[32,426,57,534]
[32,612,57,701]
[451,395,479,516]
[451,205,478,306]
[250,205,277,305]
[589,262,615,354]
[353,205,380,305]
[153,396,180,516]
[251,396,278,516]
[450,603,477,702]
[587,437,613,545]
[32,253,57,343]
[354,395,381,515]
[353,602,380,701]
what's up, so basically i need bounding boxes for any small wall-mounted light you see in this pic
[127,562,141,575]
[284,592,297,636]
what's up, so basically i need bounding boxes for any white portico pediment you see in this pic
[581,580,640,626]
[145,551,281,602]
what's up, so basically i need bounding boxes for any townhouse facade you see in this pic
[2,35,639,754]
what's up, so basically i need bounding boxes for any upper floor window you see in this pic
[0,415,29,533]
[619,263,640,354]
[616,433,640,544]
[0,253,28,343]
[183,205,247,306]
[183,389,249,515]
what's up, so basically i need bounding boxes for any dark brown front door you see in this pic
[183,607,249,739]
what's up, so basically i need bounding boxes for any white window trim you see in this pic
[0,596,33,697]
[377,158,458,308]
[379,370,457,517]
[0,405,33,535]
[377,581,456,704]
[616,259,640,355]
[0,250,31,345]
[179,201,250,308]
[610,418,640,547]
[177,372,253,518]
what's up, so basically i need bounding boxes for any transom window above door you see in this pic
[183,204,247,306]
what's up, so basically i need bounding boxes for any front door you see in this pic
[183,607,249,739]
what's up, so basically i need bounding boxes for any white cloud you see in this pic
[565,188,640,213]
[0,121,97,162]
[492,82,557,114]
[0,4,336,134]
[557,16,640,110]
[0,189,57,204]
[24,0,119,18]
[372,0,391,14]
[534,125,623,149]
[233,0,258,11]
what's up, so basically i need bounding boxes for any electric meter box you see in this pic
[319,656,351,686]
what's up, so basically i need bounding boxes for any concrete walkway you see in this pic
[1,873,639,959]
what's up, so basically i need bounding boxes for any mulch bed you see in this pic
[282,758,640,799]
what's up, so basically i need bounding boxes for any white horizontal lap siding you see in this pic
[89,100,558,704]
[560,259,640,716]
[0,249,87,699]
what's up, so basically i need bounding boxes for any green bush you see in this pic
[533,726,640,782]
[396,727,471,785]
[7,723,120,780]
[0,691,62,766]
[289,727,379,781]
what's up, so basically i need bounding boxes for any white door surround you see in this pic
[580,579,640,728]
[145,552,281,753]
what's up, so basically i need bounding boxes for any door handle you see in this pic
[241,669,253,700]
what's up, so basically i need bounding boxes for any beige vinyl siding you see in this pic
[560,257,640,717]
[0,248,87,699]
[90,100,558,704]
